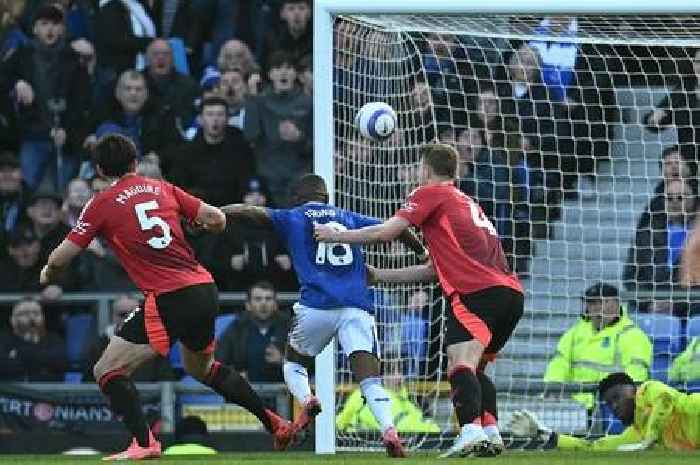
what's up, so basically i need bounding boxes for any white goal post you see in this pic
[313,0,700,455]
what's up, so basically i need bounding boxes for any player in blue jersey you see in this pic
[221,174,426,458]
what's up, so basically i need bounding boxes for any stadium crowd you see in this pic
[0,3,698,430]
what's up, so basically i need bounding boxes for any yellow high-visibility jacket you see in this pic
[557,381,700,451]
[544,312,652,408]
[669,337,700,383]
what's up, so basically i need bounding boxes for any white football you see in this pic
[355,102,397,141]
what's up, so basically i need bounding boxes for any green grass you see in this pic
[0,451,696,465]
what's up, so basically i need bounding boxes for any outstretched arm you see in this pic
[40,240,83,285]
[398,228,428,258]
[315,216,410,244]
[368,261,437,284]
[220,204,272,226]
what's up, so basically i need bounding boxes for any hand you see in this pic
[51,128,67,147]
[617,439,654,452]
[83,134,97,151]
[648,108,667,126]
[87,239,106,258]
[264,344,283,364]
[248,73,261,95]
[274,254,292,271]
[313,223,337,242]
[366,264,379,285]
[279,120,302,142]
[416,249,430,263]
[15,80,34,105]
[39,265,51,286]
[41,284,63,302]
[230,254,246,271]
[509,410,551,440]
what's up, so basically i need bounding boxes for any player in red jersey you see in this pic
[40,134,294,460]
[315,143,524,457]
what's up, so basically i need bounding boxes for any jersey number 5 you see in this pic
[468,201,498,236]
[135,200,173,249]
[316,221,353,266]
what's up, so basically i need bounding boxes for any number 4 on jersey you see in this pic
[469,201,498,236]
[315,221,354,266]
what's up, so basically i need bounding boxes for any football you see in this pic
[355,102,397,141]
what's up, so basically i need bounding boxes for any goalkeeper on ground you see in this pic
[511,372,700,451]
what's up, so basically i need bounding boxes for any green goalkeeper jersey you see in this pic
[557,381,700,451]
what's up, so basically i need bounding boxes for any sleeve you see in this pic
[66,198,103,248]
[637,381,676,443]
[543,328,574,382]
[620,329,653,382]
[556,426,642,451]
[267,208,289,237]
[394,187,441,227]
[172,184,203,222]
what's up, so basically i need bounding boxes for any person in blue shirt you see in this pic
[220,173,426,457]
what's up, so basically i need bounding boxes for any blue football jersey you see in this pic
[268,202,380,311]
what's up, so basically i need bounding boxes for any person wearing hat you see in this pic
[25,190,71,261]
[543,282,652,410]
[0,2,90,191]
[0,151,26,259]
[0,224,44,292]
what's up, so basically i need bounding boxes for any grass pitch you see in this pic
[0,451,696,465]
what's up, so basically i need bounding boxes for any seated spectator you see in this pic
[544,282,652,409]
[220,176,296,291]
[95,0,156,76]
[215,281,290,382]
[0,297,68,381]
[0,4,90,190]
[624,179,696,315]
[61,177,92,228]
[0,151,26,258]
[84,295,175,382]
[163,416,217,456]
[668,337,700,383]
[336,367,439,433]
[243,51,312,205]
[143,38,199,125]
[262,0,311,73]
[25,191,70,261]
[167,96,254,205]
[89,69,182,163]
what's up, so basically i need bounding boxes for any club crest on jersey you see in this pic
[73,220,90,235]
[402,201,418,213]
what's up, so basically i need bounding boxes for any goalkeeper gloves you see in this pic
[510,410,554,443]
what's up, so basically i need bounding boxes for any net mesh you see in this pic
[331,13,700,451]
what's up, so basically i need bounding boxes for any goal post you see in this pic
[314,0,700,455]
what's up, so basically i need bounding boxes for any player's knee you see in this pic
[349,350,379,381]
[285,344,314,369]
[182,355,211,381]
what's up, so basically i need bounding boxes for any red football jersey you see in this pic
[395,181,523,297]
[67,174,213,294]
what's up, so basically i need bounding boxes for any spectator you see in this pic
[624,179,696,315]
[215,281,290,382]
[243,51,312,206]
[143,38,199,124]
[0,0,29,58]
[89,69,182,163]
[0,298,68,381]
[61,176,91,228]
[25,191,70,261]
[543,282,652,409]
[219,69,249,129]
[668,337,700,383]
[213,39,261,95]
[644,48,700,160]
[262,0,311,73]
[163,416,217,455]
[84,295,175,382]
[653,145,696,196]
[0,151,26,257]
[0,3,90,190]
[168,96,254,205]
[95,0,156,76]
[528,16,579,103]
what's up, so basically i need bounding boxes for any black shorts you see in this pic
[117,283,219,356]
[445,286,524,356]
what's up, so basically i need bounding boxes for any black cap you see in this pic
[583,282,619,301]
[8,225,38,247]
[33,4,65,25]
[0,151,19,170]
[29,190,63,207]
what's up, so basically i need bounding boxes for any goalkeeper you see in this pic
[510,372,700,451]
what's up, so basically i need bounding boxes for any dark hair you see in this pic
[201,96,229,113]
[94,134,137,177]
[33,4,64,25]
[598,372,634,397]
[296,54,312,72]
[289,173,328,205]
[420,143,458,178]
[268,51,295,70]
[661,145,681,160]
[247,281,276,300]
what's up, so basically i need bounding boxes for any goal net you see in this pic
[330,12,700,452]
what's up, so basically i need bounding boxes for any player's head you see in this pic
[599,372,636,425]
[94,134,138,178]
[289,173,328,206]
[419,143,458,184]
